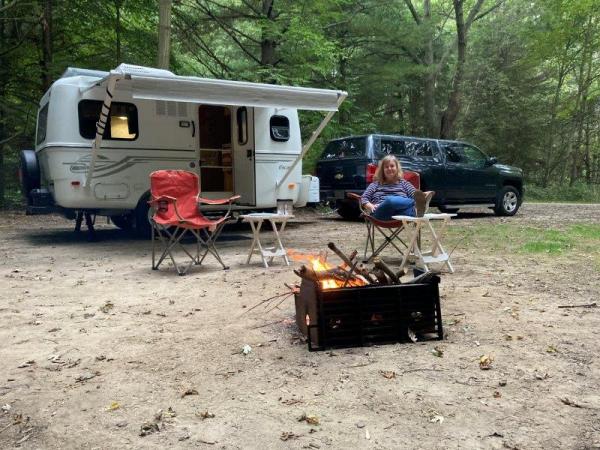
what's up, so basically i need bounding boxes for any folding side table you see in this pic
[241,213,294,268]
[391,213,456,274]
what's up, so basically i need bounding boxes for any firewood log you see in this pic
[373,257,400,284]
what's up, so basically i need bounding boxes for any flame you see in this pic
[311,257,367,290]
[288,248,367,290]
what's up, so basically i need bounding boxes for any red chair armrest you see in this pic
[197,195,240,205]
[148,195,177,206]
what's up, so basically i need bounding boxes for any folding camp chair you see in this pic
[149,170,240,275]
[348,171,421,263]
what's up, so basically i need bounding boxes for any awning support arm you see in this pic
[276,92,347,188]
[85,74,122,187]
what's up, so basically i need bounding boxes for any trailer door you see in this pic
[232,106,255,205]
[198,105,234,197]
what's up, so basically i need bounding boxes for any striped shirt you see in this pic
[361,180,416,206]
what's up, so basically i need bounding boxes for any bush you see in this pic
[526,182,600,203]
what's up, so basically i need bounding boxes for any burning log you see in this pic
[327,242,352,266]
[373,257,400,284]
[358,264,378,284]
[371,268,389,285]
[294,265,364,285]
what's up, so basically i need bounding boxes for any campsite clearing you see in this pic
[0,203,599,449]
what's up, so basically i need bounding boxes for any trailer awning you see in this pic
[91,64,347,111]
[84,64,347,187]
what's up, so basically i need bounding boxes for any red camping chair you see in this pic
[149,170,240,275]
[348,170,421,263]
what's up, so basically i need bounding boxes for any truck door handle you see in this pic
[191,120,196,137]
[246,149,253,159]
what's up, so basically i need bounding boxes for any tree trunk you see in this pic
[259,0,277,82]
[422,0,437,136]
[115,0,122,65]
[40,0,52,91]
[439,0,466,139]
[158,0,172,69]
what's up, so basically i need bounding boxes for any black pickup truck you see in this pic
[316,134,524,219]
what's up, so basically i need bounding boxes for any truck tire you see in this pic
[134,193,153,238]
[337,201,361,220]
[494,186,521,216]
[110,214,134,231]
[19,150,40,200]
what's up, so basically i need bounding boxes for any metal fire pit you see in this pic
[294,276,443,351]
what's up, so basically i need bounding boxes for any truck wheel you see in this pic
[494,186,521,216]
[134,193,153,238]
[110,214,134,231]
[337,201,361,220]
[19,150,40,201]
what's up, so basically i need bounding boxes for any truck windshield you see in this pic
[321,137,367,159]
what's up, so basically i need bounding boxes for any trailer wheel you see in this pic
[110,214,134,231]
[19,150,40,201]
[134,193,152,239]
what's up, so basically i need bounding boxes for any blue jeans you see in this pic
[372,196,415,220]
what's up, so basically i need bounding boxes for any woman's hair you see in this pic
[374,155,403,184]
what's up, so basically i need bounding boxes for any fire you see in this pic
[288,248,367,290]
[310,256,367,290]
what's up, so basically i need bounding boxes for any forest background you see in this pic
[0,0,599,208]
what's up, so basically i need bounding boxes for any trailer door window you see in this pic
[36,103,49,145]
[270,115,289,142]
[237,107,248,145]
[78,100,138,140]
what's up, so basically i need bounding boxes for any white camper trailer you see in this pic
[20,64,346,235]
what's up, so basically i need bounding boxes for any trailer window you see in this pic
[237,107,248,145]
[36,103,49,145]
[270,115,289,142]
[78,100,138,140]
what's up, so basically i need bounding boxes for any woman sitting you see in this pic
[361,155,434,220]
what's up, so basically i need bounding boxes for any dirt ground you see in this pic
[1,203,599,449]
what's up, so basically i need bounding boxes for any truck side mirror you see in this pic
[485,157,498,167]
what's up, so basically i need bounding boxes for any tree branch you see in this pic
[403,0,421,24]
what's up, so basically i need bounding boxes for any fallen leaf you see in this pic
[546,345,558,353]
[431,346,444,357]
[196,410,215,420]
[100,301,114,313]
[479,355,493,370]
[280,431,297,441]
[380,370,396,379]
[107,401,121,411]
[181,388,199,398]
[76,370,99,382]
[17,360,35,368]
[430,415,444,424]
[140,421,159,436]
[298,413,319,425]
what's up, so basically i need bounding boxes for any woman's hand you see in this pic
[365,202,377,214]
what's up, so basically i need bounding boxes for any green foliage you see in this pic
[446,223,600,263]
[1,0,600,207]
[525,182,600,203]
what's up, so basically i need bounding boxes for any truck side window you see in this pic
[443,145,462,163]
[270,115,289,142]
[406,140,434,160]
[380,139,407,156]
[78,100,138,140]
[36,103,49,145]
[462,145,487,168]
